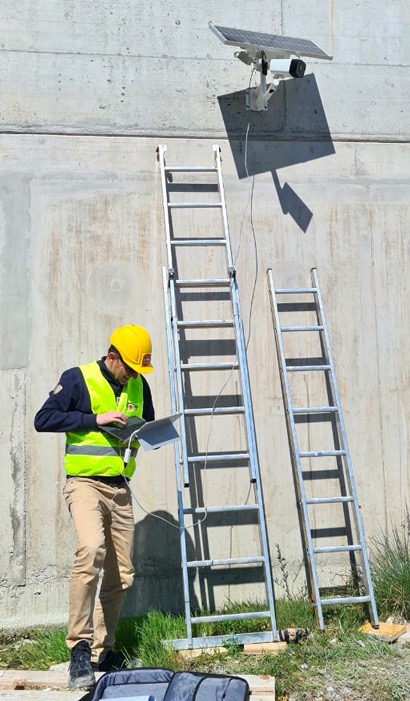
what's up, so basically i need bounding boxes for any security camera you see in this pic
[270,57,306,78]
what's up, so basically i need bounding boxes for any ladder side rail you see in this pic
[230,278,258,483]
[310,268,379,626]
[162,266,179,418]
[310,269,358,498]
[267,268,324,628]
[168,274,191,488]
[213,145,235,270]
[230,277,278,639]
[162,267,193,644]
[158,145,174,273]
[214,143,258,483]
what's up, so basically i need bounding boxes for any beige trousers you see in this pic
[63,477,135,662]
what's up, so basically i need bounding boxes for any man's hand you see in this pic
[96,411,127,426]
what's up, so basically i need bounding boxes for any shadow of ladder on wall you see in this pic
[267,267,379,629]
[157,143,278,649]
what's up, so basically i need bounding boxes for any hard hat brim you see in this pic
[128,361,154,375]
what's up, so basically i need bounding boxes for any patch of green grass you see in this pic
[0,628,68,670]
[371,510,410,620]
[114,610,188,669]
[276,598,315,630]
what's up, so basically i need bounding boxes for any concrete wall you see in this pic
[0,1,409,628]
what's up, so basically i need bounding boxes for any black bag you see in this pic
[81,667,249,700]
[163,671,250,700]
[81,668,173,700]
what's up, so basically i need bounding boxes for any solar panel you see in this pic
[210,23,332,61]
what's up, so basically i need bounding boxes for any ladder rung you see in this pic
[191,611,270,624]
[299,450,345,457]
[176,279,230,287]
[181,362,239,371]
[188,453,249,463]
[281,325,324,332]
[184,407,245,416]
[183,505,259,515]
[293,406,338,414]
[169,631,277,650]
[164,166,217,172]
[177,320,234,328]
[306,496,354,504]
[313,545,362,554]
[168,202,222,209]
[171,239,225,246]
[320,595,371,606]
[187,556,265,568]
[275,287,317,294]
[286,364,331,372]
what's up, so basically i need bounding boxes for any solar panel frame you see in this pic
[210,23,332,61]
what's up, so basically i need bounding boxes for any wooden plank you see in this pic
[0,669,103,690]
[178,646,227,660]
[241,674,275,698]
[359,622,407,642]
[243,641,287,655]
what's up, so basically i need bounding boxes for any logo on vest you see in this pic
[126,402,137,412]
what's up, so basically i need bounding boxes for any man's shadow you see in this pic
[124,510,198,616]
[218,74,335,232]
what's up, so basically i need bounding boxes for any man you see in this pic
[34,325,155,689]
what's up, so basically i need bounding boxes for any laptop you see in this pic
[101,413,181,451]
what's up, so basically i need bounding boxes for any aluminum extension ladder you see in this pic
[158,144,278,649]
[267,267,379,629]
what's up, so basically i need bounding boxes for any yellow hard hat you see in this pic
[110,325,153,374]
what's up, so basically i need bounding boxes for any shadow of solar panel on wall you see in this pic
[217,74,335,232]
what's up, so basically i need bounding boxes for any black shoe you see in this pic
[91,649,127,672]
[68,640,96,689]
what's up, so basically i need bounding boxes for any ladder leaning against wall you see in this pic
[158,143,278,649]
[267,267,379,630]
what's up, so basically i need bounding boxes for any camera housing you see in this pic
[269,57,306,78]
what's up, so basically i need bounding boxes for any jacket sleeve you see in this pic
[141,376,155,422]
[34,367,98,433]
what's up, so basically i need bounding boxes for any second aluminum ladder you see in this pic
[267,267,379,630]
[158,143,278,649]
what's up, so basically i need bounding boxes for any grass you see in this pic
[0,628,68,670]
[119,607,409,699]
[370,509,410,621]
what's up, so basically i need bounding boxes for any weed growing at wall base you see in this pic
[370,509,410,620]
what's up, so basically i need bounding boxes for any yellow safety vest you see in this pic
[65,361,144,479]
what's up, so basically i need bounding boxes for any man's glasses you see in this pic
[114,352,136,377]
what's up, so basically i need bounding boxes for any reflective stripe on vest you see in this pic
[64,361,144,479]
[65,445,138,458]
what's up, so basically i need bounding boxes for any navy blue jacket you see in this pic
[34,358,155,434]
